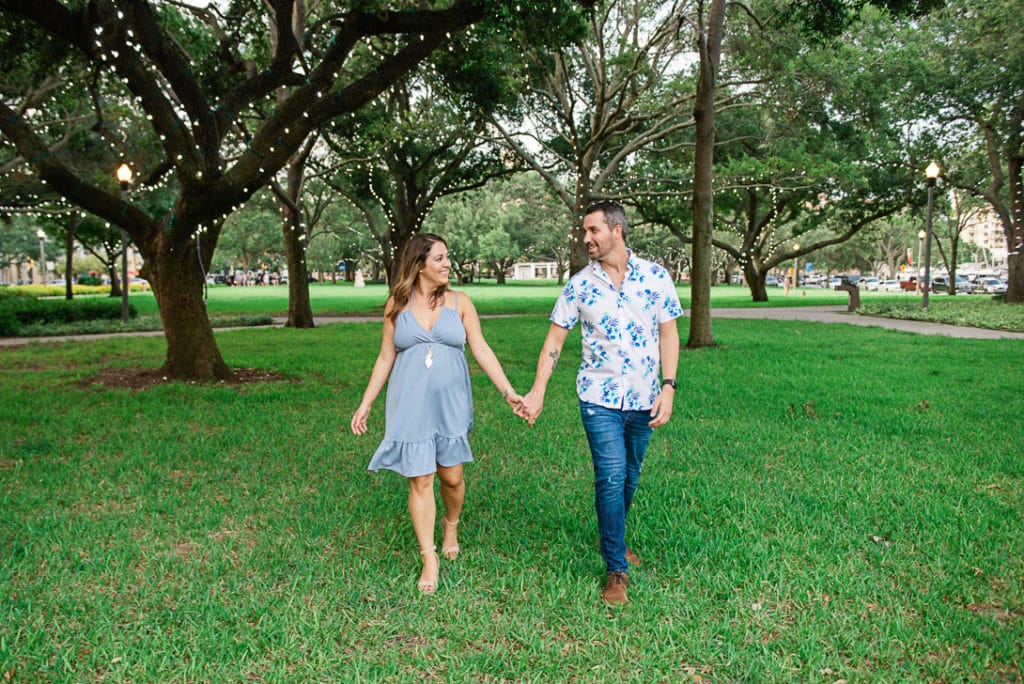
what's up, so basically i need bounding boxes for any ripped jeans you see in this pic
[579,401,654,574]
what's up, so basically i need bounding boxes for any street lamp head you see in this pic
[36,228,46,239]
[925,161,940,180]
[116,163,134,185]
[919,230,926,239]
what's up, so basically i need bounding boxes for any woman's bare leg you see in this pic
[408,474,439,591]
[437,464,464,558]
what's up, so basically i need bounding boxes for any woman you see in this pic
[351,233,524,593]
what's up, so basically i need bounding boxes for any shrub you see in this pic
[0,297,136,336]
[0,287,33,300]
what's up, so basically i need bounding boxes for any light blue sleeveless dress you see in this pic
[367,292,474,477]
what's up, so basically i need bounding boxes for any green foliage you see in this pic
[782,0,943,40]
[858,298,1024,332]
[216,198,283,273]
[11,313,273,338]
[0,296,135,336]
[3,284,108,298]
[0,13,71,85]
[0,288,33,300]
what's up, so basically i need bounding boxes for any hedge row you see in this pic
[0,297,136,336]
[0,284,110,298]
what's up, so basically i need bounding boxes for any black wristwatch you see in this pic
[661,378,676,389]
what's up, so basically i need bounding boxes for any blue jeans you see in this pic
[579,401,654,574]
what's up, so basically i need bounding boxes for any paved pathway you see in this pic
[2,306,1023,348]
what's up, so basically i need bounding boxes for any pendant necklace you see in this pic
[425,344,434,368]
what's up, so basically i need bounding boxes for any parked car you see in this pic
[900,277,920,292]
[930,276,949,292]
[932,276,972,294]
[880,279,902,292]
[861,277,881,291]
[974,277,1007,294]
[765,275,779,287]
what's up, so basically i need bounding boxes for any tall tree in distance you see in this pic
[898,0,1024,302]
[674,0,940,322]
[494,0,705,275]
[321,76,517,282]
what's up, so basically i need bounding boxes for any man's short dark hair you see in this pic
[584,200,628,240]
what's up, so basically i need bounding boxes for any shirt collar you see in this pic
[593,249,636,286]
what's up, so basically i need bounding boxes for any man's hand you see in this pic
[648,388,674,427]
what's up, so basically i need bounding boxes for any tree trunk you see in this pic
[745,262,769,302]
[686,0,727,349]
[383,210,421,284]
[569,194,589,276]
[148,238,234,382]
[948,240,958,295]
[283,211,314,327]
[279,150,315,327]
[65,211,77,300]
[109,261,122,298]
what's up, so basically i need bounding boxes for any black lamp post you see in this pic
[116,163,133,323]
[922,161,940,309]
[916,230,925,288]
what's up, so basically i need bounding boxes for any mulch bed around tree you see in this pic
[87,366,289,391]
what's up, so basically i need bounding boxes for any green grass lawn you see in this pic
[1,316,1022,681]
[19,281,1023,335]
[126,281,864,318]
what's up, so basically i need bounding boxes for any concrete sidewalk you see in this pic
[2,306,1023,348]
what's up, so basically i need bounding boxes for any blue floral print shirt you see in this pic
[550,252,684,410]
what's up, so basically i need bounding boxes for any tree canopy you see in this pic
[0,0,590,379]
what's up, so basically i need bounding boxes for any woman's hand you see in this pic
[505,392,531,421]
[351,405,371,435]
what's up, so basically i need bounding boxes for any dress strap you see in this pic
[453,290,460,312]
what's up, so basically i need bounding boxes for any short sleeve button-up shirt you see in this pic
[550,252,683,411]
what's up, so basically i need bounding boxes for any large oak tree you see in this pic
[0,0,586,380]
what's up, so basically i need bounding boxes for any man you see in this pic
[522,200,682,606]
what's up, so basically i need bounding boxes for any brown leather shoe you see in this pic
[625,547,642,566]
[601,572,629,606]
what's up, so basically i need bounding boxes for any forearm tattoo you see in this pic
[547,349,560,371]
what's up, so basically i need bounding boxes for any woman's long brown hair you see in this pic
[388,233,449,324]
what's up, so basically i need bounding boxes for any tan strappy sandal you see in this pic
[418,546,439,594]
[441,517,460,560]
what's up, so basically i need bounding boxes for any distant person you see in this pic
[351,233,527,593]
[521,201,682,606]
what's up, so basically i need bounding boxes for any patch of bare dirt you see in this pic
[85,366,289,391]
